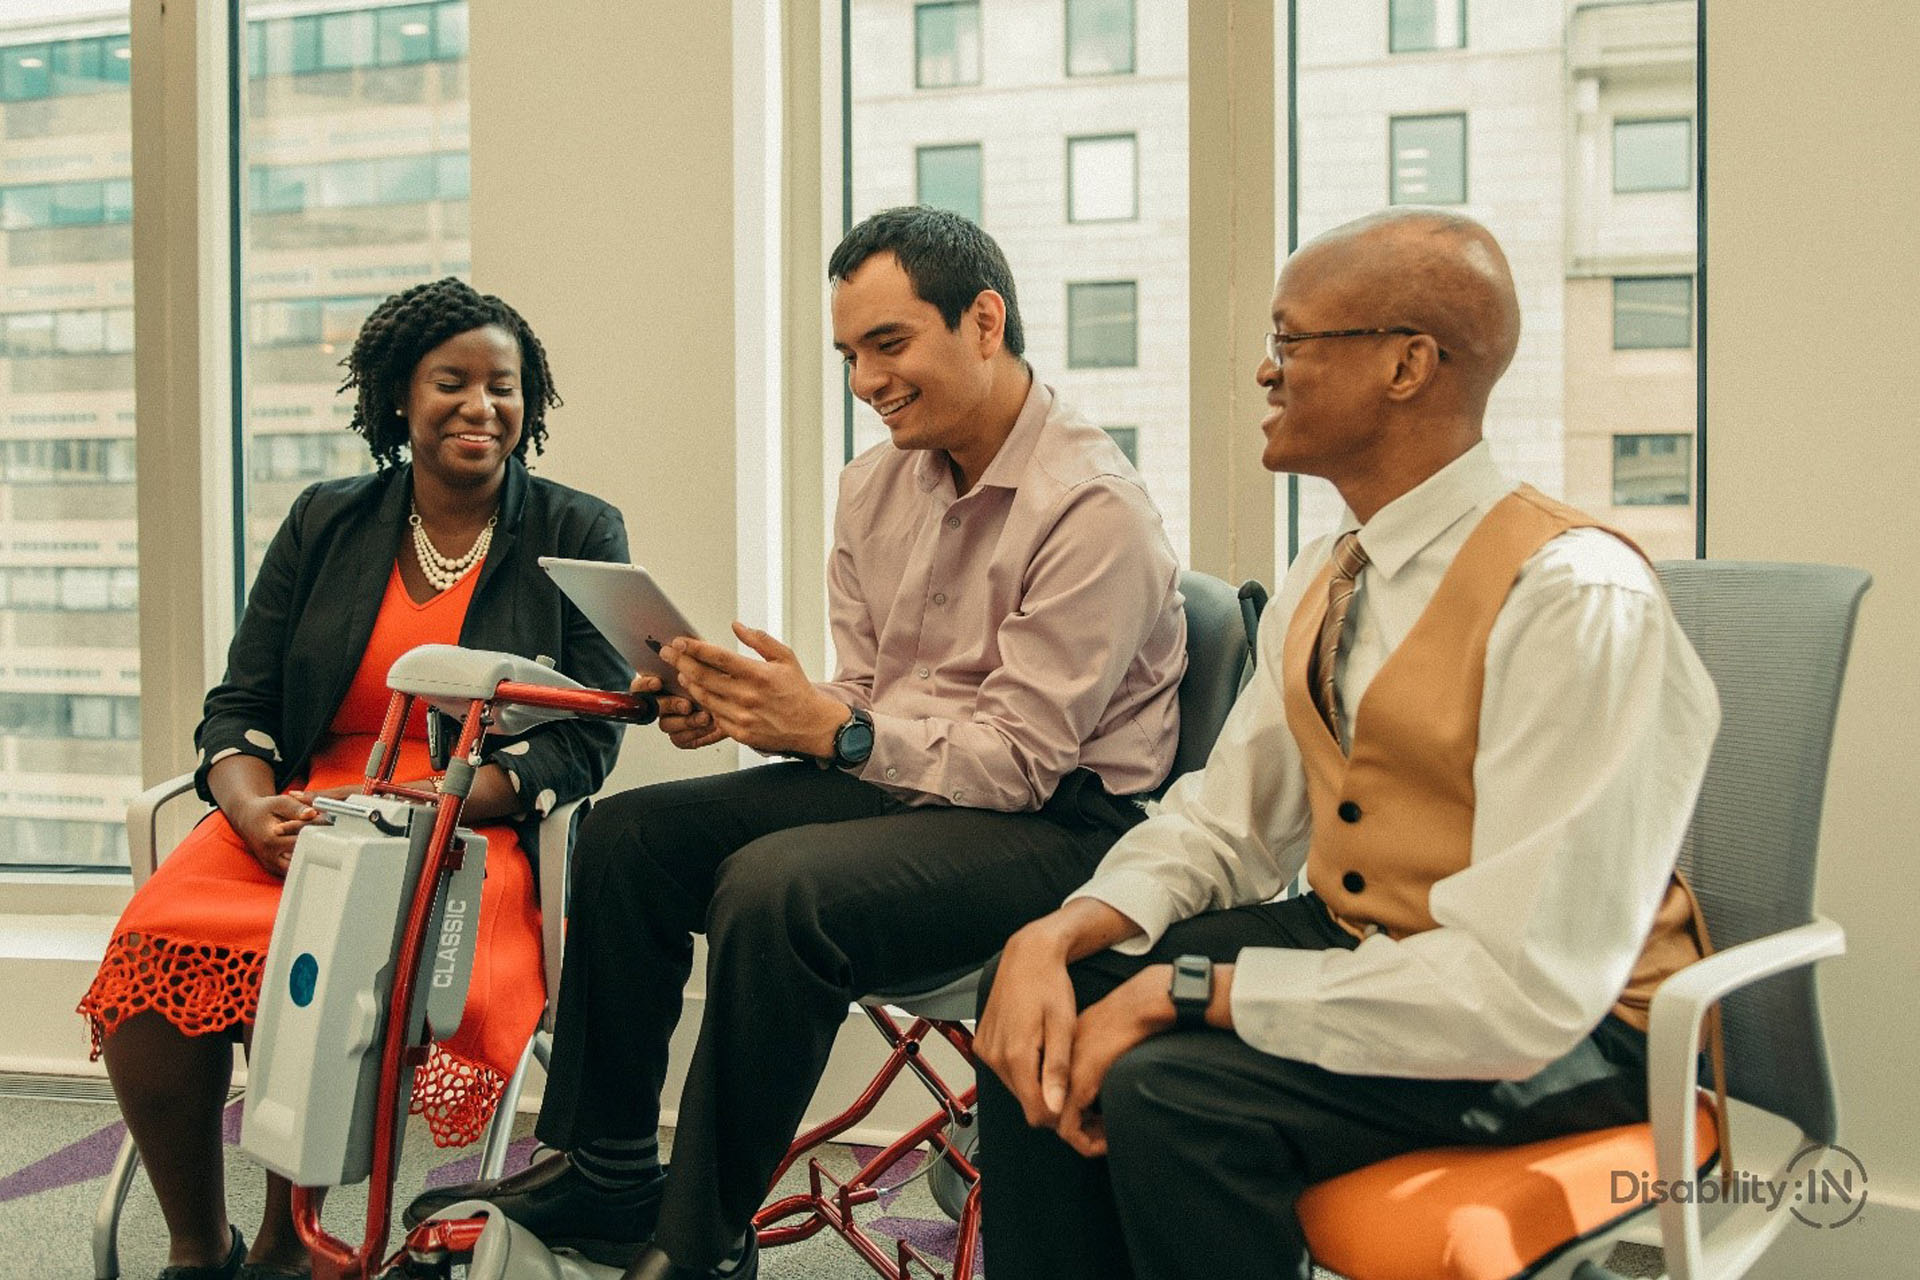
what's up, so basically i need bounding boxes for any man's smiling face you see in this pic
[831,251,999,457]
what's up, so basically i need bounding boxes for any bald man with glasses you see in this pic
[974,208,1722,1280]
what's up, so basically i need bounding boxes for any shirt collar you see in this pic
[1342,440,1510,581]
[912,373,1050,494]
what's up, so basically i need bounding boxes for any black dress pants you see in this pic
[975,895,1651,1280]
[535,762,1137,1269]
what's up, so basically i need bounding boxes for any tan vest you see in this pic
[1281,485,1704,1032]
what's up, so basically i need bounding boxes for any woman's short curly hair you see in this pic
[340,277,560,470]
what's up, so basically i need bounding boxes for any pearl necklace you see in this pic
[409,500,496,592]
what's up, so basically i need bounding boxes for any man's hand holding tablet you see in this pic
[654,624,852,759]
[540,556,856,759]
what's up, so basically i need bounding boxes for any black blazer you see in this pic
[193,458,634,857]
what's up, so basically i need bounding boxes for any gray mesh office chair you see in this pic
[1295,560,1872,1280]
[753,570,1267,1280]
[91,782,582,1280]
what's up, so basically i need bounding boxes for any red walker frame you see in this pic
[753,1003,983,1280]
[290,678,657,1280]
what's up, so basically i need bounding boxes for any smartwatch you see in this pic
[830,706,875,769]
[1169,954,1213,1030]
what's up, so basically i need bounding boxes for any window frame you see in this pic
[913,0,981,90]
[913,141,984,224]
[1388,111,1468,206]
[1065,279,1141,370]
[1388,0,1466,55]
[1612,115,1694,194]
[1066,131,1140,223]
[1065,0,1136,78]
[1612,275,1695,350]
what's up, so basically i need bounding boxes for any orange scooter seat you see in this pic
[1297,1097,1718,1280]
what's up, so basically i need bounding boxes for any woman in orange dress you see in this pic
[77,278,632,1280]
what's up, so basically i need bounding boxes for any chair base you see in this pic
[753,1005,981,1280]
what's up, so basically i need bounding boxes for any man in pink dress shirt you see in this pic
[410,206,1187,1280]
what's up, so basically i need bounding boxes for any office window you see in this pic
[1067,282,1138,368]
[1390,0,1465,53]
[1103,426,1139,466]
[0,7,140,869]
[849,1,1191,560]
[1613,277,1693,349]
[915,144,983,225]
[915,2,980,89]
[1068,0,1135,76]
[1612,434,1691,507]
[240,1,471,587]
[1,44,52,100]
[375,5,436,66]
[1613,117,1691,193]
[1390,113,1466,204]
[1068,134,1137,222]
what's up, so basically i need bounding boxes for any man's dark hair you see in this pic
[340,276,560,470]
[828,206,1025,357]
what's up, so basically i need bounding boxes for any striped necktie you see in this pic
[1316,531,1370,751]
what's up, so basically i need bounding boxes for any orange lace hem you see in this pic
[79,931,509,1148]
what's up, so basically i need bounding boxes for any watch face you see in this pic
[838,717,875,764]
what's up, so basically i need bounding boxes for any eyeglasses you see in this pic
[1263,327,1448,365]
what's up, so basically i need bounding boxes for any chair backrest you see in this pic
[1655,559,1870,1147]
[1152,571,1264,801]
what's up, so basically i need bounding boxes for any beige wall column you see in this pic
[131,0,234,790]
[1708,1,1920,1268]
[468,2,739,789]
[1187,0,1276,584]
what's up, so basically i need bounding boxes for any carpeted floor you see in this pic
[0,1082,1665,1279]
[0,1084,980,1279]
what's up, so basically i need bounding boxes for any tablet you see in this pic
[539,557,702,700]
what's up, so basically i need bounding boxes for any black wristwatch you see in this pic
[1169,954,1213,1030]
[829,706,875,769]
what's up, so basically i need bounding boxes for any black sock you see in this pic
[569,1134,661,1190]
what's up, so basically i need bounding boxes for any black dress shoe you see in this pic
[620,1233,758,1280]
[402,1151,666,1266]
[156,1226,245,1280]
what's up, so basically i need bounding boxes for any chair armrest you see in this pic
[1646,917,1846,1280]
[126,773,203,889]
[535,797,586,1034]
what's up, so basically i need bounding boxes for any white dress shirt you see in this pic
[1072,443,1721,1081]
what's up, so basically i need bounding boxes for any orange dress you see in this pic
[78,559,546,1147]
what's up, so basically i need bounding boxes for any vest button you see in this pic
[1337,800,1362,823]
[1343,870,1366,894]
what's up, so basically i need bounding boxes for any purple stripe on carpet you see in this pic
[0,1117,129,1204]
[424,1136,540,1189]
[0,1098,247,1205]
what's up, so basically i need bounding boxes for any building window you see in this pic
[915,144,983,225]
[0,438,137,484]
[915,2,981,89]
[1068,134,1137,222]
[1613,276,1693,349]
[247,152,468,216]
[1067,0,1135,76]
[1390,0,1465,53]
[1067,281,1138,368]
[1389,113,1466,204]
[0,179,134,230]
[1103,426,1139,465]
[1612,434,1691,507]
[1612,117,1692,193]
